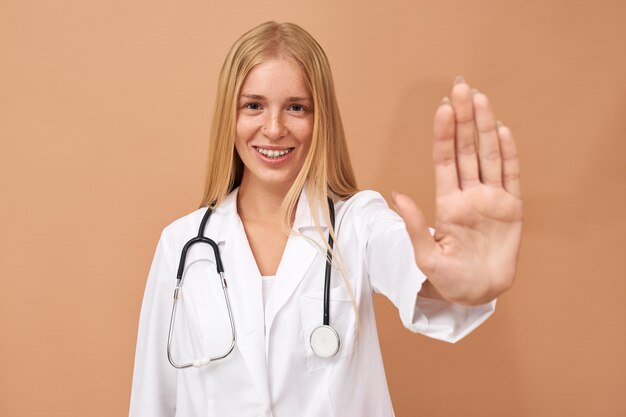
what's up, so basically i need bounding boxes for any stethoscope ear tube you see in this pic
[167,207,235,369]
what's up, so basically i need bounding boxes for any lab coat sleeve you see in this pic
[129,229,178,417]
[359,192,496,343]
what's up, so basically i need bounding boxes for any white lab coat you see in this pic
[129,186,496,417]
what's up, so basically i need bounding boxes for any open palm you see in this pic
[393,77,523,305]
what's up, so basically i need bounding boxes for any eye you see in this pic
[243,102,262,110]
[288,104,306,112]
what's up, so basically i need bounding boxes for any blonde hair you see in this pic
[199,21,359,317]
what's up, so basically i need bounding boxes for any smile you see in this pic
[254,147,294,159]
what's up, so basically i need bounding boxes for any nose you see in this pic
[262,111,287,140]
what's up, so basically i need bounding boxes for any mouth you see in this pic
[253,146,295,160]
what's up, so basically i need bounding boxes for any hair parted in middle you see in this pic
[200,21,358,233]
[200,21,360,326]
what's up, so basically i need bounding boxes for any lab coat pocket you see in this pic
[298,280,358,372]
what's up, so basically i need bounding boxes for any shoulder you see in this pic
[158,189,239,249]
[336,190,395,221]
[158,208,207,247]
[335,189,402,234]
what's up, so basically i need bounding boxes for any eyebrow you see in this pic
[239,94,312,102]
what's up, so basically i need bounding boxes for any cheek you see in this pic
[233,135,244,157]
[293,120,314,147]
[235,119,247,140]
[235,119,255,149]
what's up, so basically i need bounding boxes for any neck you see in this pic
[237,175,297,225]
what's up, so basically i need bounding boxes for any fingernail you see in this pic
[471,88,479,96]
[391,191,398,205]
[496,120,503,129]
[440,96,451,106]
[454,75,466,85]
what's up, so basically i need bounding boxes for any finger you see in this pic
[497,122,522,198]
[473,91,503,187]
[450,77,480,188]
[432,98,460,197]
[391,192,436,269]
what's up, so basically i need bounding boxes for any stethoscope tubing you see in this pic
[322,197,335,326]
[167,196,337,369]
[167,207,236,369]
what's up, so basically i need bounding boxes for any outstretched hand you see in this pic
[392,77,523,306]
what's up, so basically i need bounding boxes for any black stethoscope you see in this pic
[167,198,339,369]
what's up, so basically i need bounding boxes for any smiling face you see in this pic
[235,58,314,192]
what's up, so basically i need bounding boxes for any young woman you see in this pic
[129,21,523,417]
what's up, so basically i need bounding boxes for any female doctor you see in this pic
[129,21,523,417]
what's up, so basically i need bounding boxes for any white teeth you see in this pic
[256,147,292,158]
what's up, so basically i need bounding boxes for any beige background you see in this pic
[1,0,625,416]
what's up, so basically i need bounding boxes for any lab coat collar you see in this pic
[207,188,238,245]
[292,183,330,232]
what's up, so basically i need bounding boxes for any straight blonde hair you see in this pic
[199,21,359,316]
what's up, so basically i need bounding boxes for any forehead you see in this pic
[240,59,311,98]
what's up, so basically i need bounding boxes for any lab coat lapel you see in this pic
[264,185,328,340]
[211,189,270,406]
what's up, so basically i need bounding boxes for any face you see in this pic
[235,58,314,191]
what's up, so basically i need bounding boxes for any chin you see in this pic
[247,171,298,189]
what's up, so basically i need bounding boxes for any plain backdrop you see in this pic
[1,0,625,416]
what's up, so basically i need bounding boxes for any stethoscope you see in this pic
[167,198,339,369]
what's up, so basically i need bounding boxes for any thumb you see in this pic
[391,191,436,268]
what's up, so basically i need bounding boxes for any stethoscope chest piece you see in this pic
[310,324,340,358]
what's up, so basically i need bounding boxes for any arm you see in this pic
[363,197,495,343]
[129,230,178,417]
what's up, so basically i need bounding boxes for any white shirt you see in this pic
[261,275,275,310]
[129,185,496,417]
